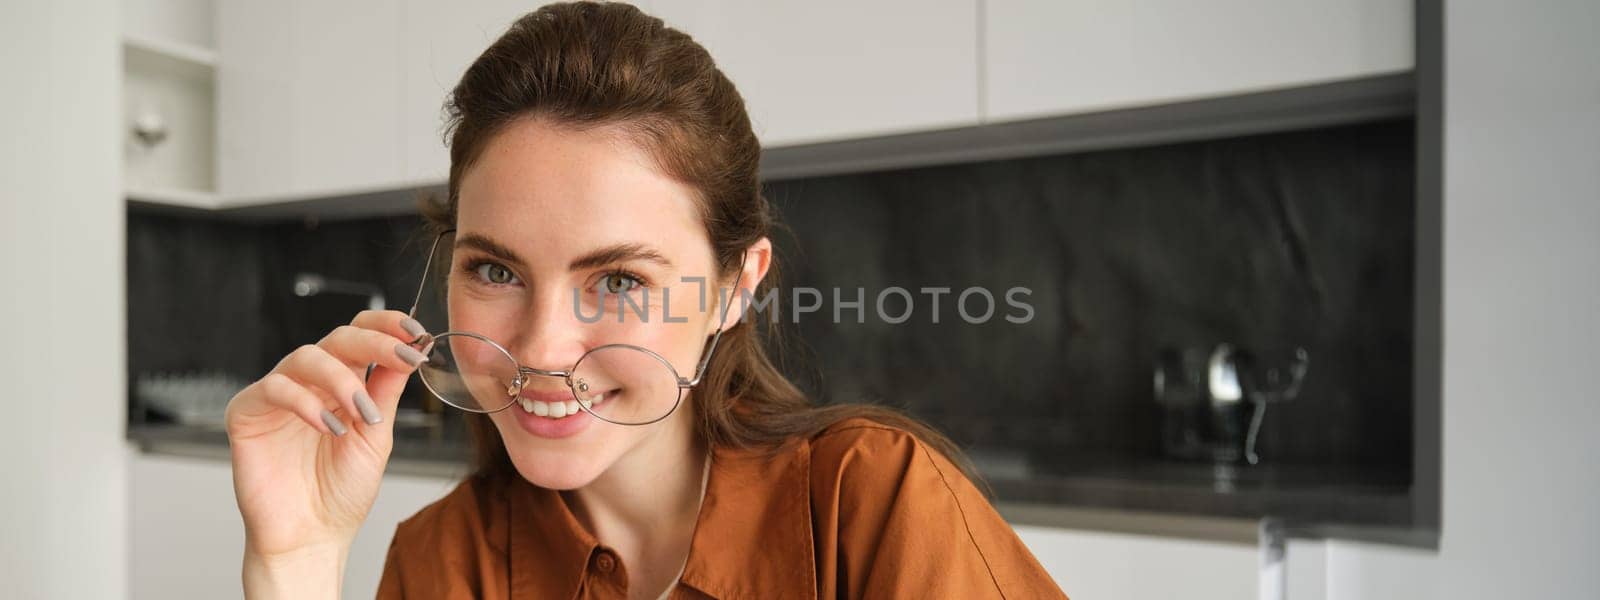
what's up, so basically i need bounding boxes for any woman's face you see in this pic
[450,117,728,490]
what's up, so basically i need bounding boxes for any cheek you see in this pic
[627,316,712,373]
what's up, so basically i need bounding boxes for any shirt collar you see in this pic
[504,439,817,600]
[507,472,602,600]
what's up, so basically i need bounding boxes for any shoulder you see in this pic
[811,415,914,443]
[802,417,1069,598]
[806,416,981,509]
[808,416,965,481]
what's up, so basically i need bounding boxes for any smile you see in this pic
[516,390,609,418]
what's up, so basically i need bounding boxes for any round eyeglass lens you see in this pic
[569,344,684,426]
[416,332,520,413]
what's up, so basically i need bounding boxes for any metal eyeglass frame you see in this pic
[374,228,746,426]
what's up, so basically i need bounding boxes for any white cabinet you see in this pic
[1013,525,1256,599]
[130,452,461,599]
[287,0,403,198]
[983,0,1414,123]
[397,0,980,180]
[640,0,980,147]
[122,0,219,207]
[208,1,1411,208]
[125,0,216,50]
[399,0,563,184]
[217,0,402,203]
[214,0,289,202]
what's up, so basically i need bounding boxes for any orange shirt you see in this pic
[376,417,1069,599]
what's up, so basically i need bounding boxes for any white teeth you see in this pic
[519,394,604,419]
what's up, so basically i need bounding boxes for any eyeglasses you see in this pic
[377,229,743,426]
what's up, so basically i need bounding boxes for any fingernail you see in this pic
[354,389,382,425]
[396,343,428,367]
[400,317,428,339]
[320,409,347,436]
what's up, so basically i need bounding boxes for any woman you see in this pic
[225,2,1067,598]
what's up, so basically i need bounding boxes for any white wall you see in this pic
[0,1,128,598]
[1309,1,1600,597]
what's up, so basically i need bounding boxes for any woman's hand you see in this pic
[224,310,431,597]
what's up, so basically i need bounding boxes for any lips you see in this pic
[508,392,594,439]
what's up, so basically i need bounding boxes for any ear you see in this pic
[711,237,773,334]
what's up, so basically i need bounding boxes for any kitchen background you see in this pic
[129,118,1418,528]
[7,0,1600,599]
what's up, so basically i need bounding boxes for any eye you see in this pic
[473,262,518,285]
[594,271,643,295]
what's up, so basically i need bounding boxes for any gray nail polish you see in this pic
[354,389,382,425]
[400,317,428,339]
[320,409,348,436]
[395,343,428,367]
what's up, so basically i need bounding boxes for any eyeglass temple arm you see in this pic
[685,256,747,387]
[372,228,452,386]
[407,228,457,320]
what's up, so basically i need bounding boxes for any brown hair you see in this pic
[424,0,989,496]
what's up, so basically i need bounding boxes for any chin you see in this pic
[487,419,608,490]
[508,455,602,490]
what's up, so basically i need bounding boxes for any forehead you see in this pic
[455,117,708,262]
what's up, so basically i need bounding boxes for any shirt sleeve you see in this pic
[810,421,1069,599]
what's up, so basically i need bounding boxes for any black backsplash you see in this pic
[127,213,268,378]
[128,119,1414,482]
[127,211,440,418]
[769,119,1415,475]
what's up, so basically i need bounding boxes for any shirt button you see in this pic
[595,552,616,573]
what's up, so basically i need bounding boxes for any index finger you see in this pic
[350,309,431,346]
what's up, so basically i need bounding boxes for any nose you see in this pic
[501,285,590,378]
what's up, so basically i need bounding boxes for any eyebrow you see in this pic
[455,233,525,266]
[454,233,673,271]
[568,242,674,271]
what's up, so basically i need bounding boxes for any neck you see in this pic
[563,408,710,550]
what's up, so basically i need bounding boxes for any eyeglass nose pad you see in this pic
[506,373,526,398]
[571,377,600,410]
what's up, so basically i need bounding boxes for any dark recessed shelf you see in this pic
[980,454,1413,529]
